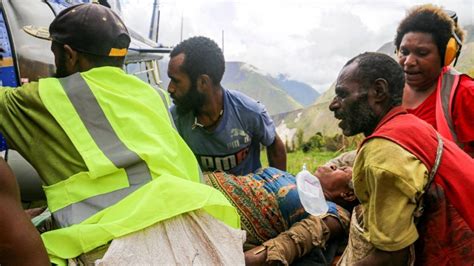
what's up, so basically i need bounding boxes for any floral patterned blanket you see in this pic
[204,167,309,246]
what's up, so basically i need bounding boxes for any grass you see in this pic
[261,149,342,175]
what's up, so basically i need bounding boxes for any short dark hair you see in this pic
[394,4,465,66]
[52,41,125,68]
[170,36,225,85]
[344,52,405,107]
[80,52,125,68]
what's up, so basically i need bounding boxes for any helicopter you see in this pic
[0,0,171,203]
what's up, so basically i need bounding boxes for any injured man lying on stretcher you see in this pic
[203,153,358,265]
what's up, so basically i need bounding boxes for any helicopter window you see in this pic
[125,61,155,85]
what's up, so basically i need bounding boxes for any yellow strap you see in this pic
[38,77,116,178]
[108,48,127,57]
[43,170,129,212]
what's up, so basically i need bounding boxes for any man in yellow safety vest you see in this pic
[0,3,240,264]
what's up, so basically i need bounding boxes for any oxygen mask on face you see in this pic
[296,163,328,216]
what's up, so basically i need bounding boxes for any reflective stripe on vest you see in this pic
[436,66,460,142]
[154,86,178,130]
[52,73,152,227]
[38,68,240,265]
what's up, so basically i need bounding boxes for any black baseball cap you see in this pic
[24,3,130,57]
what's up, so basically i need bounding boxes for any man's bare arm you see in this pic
[0,159,49,265]
[266,134,287,171]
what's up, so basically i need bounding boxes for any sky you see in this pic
[120,0,473,92]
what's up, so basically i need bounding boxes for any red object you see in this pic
[407,67,474,155]
[452,75,474,154]
[406,89,436,129]
[362,106,474,265]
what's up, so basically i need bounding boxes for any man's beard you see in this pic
[338,98,379,136]
[53,57,70,78]
[175,84,206,115]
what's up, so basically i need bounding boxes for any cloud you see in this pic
[120,0,474,92]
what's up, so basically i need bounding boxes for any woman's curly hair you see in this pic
[394,4,465,66]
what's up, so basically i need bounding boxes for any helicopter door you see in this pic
[0,10,19,87]
[0,9,45,202]
[0,9,20,152]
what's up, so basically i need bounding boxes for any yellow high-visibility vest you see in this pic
[38,67,240,265]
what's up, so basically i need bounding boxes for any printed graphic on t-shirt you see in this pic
[198,147,250,171]
[227,128,251,149]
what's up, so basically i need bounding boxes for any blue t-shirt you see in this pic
[171,89,276,175]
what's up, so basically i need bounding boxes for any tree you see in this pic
[296,128,304,149]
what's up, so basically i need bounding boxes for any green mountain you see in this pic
[456,43,474,76]
[221,62,303,115]
[273,74,320,107]
[272,82,338,150]
[273,25,474,149]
